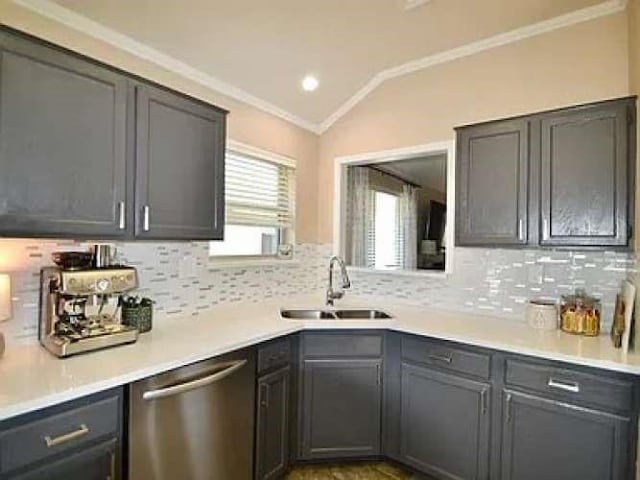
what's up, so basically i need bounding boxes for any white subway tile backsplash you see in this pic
[0,239,634,344]
[0,240,328,343]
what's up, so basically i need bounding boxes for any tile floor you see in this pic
[285,462,416,479]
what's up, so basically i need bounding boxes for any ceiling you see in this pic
[15,0,617,132]
[375,154,447,192]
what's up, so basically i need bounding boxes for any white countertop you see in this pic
[2,294,640,422]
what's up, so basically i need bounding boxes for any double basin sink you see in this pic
[281,308,392,320]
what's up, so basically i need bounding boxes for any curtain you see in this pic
[347,166,371,267]
[399,183,418,269]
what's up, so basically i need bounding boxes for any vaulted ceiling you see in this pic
[13,0,622,132]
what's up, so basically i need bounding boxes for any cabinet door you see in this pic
[0,30,128,238]
[300,359,381,460]
[400,363,490,480]
[256,367,290,480]
[135,84,226,240]
[13,438,118,480]
[540,100,633,247]
[501,390,631,480]
[456,119,529,246]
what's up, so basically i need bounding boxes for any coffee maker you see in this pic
[39,265,139,357]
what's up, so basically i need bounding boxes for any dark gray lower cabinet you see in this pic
[12,439,117,480]
[256,366,290,480]
[0,388,122,480]
[501,389,631,480]
[400,362,491,480]
[300,359,381,459]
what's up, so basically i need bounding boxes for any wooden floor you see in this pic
[285,462,415,480]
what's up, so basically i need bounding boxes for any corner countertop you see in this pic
[2,294,640,422]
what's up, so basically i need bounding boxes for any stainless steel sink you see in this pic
[334,309,392,319]
[280,308,392,320]
[280,309,336,319]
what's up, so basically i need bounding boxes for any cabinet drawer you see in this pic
[505,359,633,413]
[0,395,119,474]
[302,332,382,358]
[401,336,491,380]
[258,337,292,374]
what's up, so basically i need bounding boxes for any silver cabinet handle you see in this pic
[480,388,488,415]
[260,383,269,408]
[376,364,381,386]
[44,424,89,448]
[118,201,126,230]
[428,353,452,364]
[142,205,150,231]
[143,359,247,401]
[107,450,116,480]
[542,219,549,240]
[518,219,524,241]
[505,393,513,423]
[548,378,580,393]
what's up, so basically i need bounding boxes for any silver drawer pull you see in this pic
[118,201,126,230]
[44,424,90,448]
[142,205,150,231]
[428,353,452,364]
[548,378,580,393]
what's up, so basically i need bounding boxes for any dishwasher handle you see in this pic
[142,359,247,401]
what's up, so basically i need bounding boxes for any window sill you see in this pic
[346,266,448,278]
[207,256,301,268]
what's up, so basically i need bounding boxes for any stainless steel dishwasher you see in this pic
[129,348,256,480]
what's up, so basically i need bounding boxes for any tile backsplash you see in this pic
[0,239,635,344]
[348,247,635,325]
[0,240,329,343]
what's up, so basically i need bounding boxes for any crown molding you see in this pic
[12,0,323,134]
[12,0,628,137]
[318,0,628,133]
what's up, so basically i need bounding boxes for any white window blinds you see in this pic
[225,149,296,230]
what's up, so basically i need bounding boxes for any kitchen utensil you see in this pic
[526,300,558,331]
[560,289,601,336]
[122,296,153,333]
[621,280,636,353]
[51,252,94,270]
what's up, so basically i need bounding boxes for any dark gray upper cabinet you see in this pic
[0,27,227,241]
[456,119,529,246]
[399,362,491,480]
[540,100,632,247]
[0,30,128,238]
[300,359,381,460]
[134,83,226,240]
[455,96,636,249]
[255,366,290,480]
[501,390,631,480]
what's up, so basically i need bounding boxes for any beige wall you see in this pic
[317,13,630,243]
[1,2,320,243]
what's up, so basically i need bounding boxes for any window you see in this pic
[371,190,403,269]
[210,142,295,257]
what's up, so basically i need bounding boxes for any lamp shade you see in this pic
[0,274,11,322]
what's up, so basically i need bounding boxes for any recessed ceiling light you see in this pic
[301,75,319,92]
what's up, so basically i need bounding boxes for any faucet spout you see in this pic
[326,256,351,306]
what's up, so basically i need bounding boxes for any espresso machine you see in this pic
[39,264,139,357]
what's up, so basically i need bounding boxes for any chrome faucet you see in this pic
[326,256,351,306]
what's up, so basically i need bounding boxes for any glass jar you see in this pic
[560,289,601,336]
